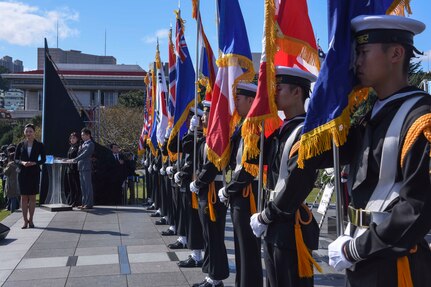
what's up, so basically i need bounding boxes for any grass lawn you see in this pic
[0,209,11,222]
[306,186,336,204]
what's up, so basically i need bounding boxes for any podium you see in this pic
[42,156,73,212]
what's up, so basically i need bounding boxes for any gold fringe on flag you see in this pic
[276,36,320,70]
[162,155,168,164]
[207,53,255,171]
[167,100,195,161]
[401,113,431,168]
[243,162,259,178]
[297,0,412,168]
[297,87,370,168]
[241,0,279,169]
[146,138,159,157]
[387,0,412,16]
[294,206,322,278]
[208,182,217,222]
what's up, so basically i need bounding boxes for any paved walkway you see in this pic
[0,206,345,287]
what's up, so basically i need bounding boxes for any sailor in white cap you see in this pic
[216,82,264,287]
[325,14,431,287]
[190,98,230,287]
[250,66,320,287]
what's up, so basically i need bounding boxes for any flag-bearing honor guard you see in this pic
[190,100,230,287]
[218,82,263,287]
[326,15,431,287]
[250,67,321,287]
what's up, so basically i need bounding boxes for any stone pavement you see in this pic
[0,206,345,287]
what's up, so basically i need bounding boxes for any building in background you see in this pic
[0,56,24,73]
[37,48,116,70]
[1,48,146,119]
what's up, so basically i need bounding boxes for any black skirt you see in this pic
[17,166,41,195]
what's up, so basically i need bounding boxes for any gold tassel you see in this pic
[191,193,199,210]
[294,209,322,278]
[400,114,431,168]
[397,256,413,287]
[207,182,217,222]
[242,184,257,215]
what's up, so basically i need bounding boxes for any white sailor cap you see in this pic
[236,83,257,98]
[351,15,425,46]
[190,106,204,117]
[275,66,317,90]
[202,100,211,111]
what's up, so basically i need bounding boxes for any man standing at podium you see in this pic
[69,128,95,210]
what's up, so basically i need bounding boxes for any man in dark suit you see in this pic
[68,128,95,209]
[110,143,127,204]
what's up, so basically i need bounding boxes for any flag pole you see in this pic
[332,141,344,236]
[193,0,201,181]
[257,121,265,212]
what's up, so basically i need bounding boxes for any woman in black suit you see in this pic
[14,124,46,229]
[65,132,81,207]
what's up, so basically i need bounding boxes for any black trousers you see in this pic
[230,191,263,287]
[65,171,81,206]
[186,190,205,250]
[176,188,188,237]
[145,170,152,202]
[264,241,313,287]
[152,173,160,209]
[170,181,179,227]
[165,179,174,225]
[198,181,229,281]
[159,174,167,216]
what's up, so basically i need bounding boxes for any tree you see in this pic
[408,61,425,87]
[118,90,145,108]
[99,106,144,154]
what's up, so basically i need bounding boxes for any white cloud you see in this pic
[0,1,79,46]
[143,29,170,44]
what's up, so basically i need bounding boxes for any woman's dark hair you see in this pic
[24,123,36,131]
[69,132,81,144]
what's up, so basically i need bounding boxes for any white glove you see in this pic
[250,213,267,238]
[328,235,354,271]
[147,166,152,174]
[165,126,173,138]
[189,181,199,193]
[152,164,157,172]
[189,115,200,131]
[166,166,174,176]
[160,166,166,175]
[144,159,148,167]
[174,172,182,184]
[218,187,229,203]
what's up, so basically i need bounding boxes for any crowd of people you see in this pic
[141,15,431,287]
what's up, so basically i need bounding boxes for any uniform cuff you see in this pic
[344,238,363,262]
[259,209,273,224]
